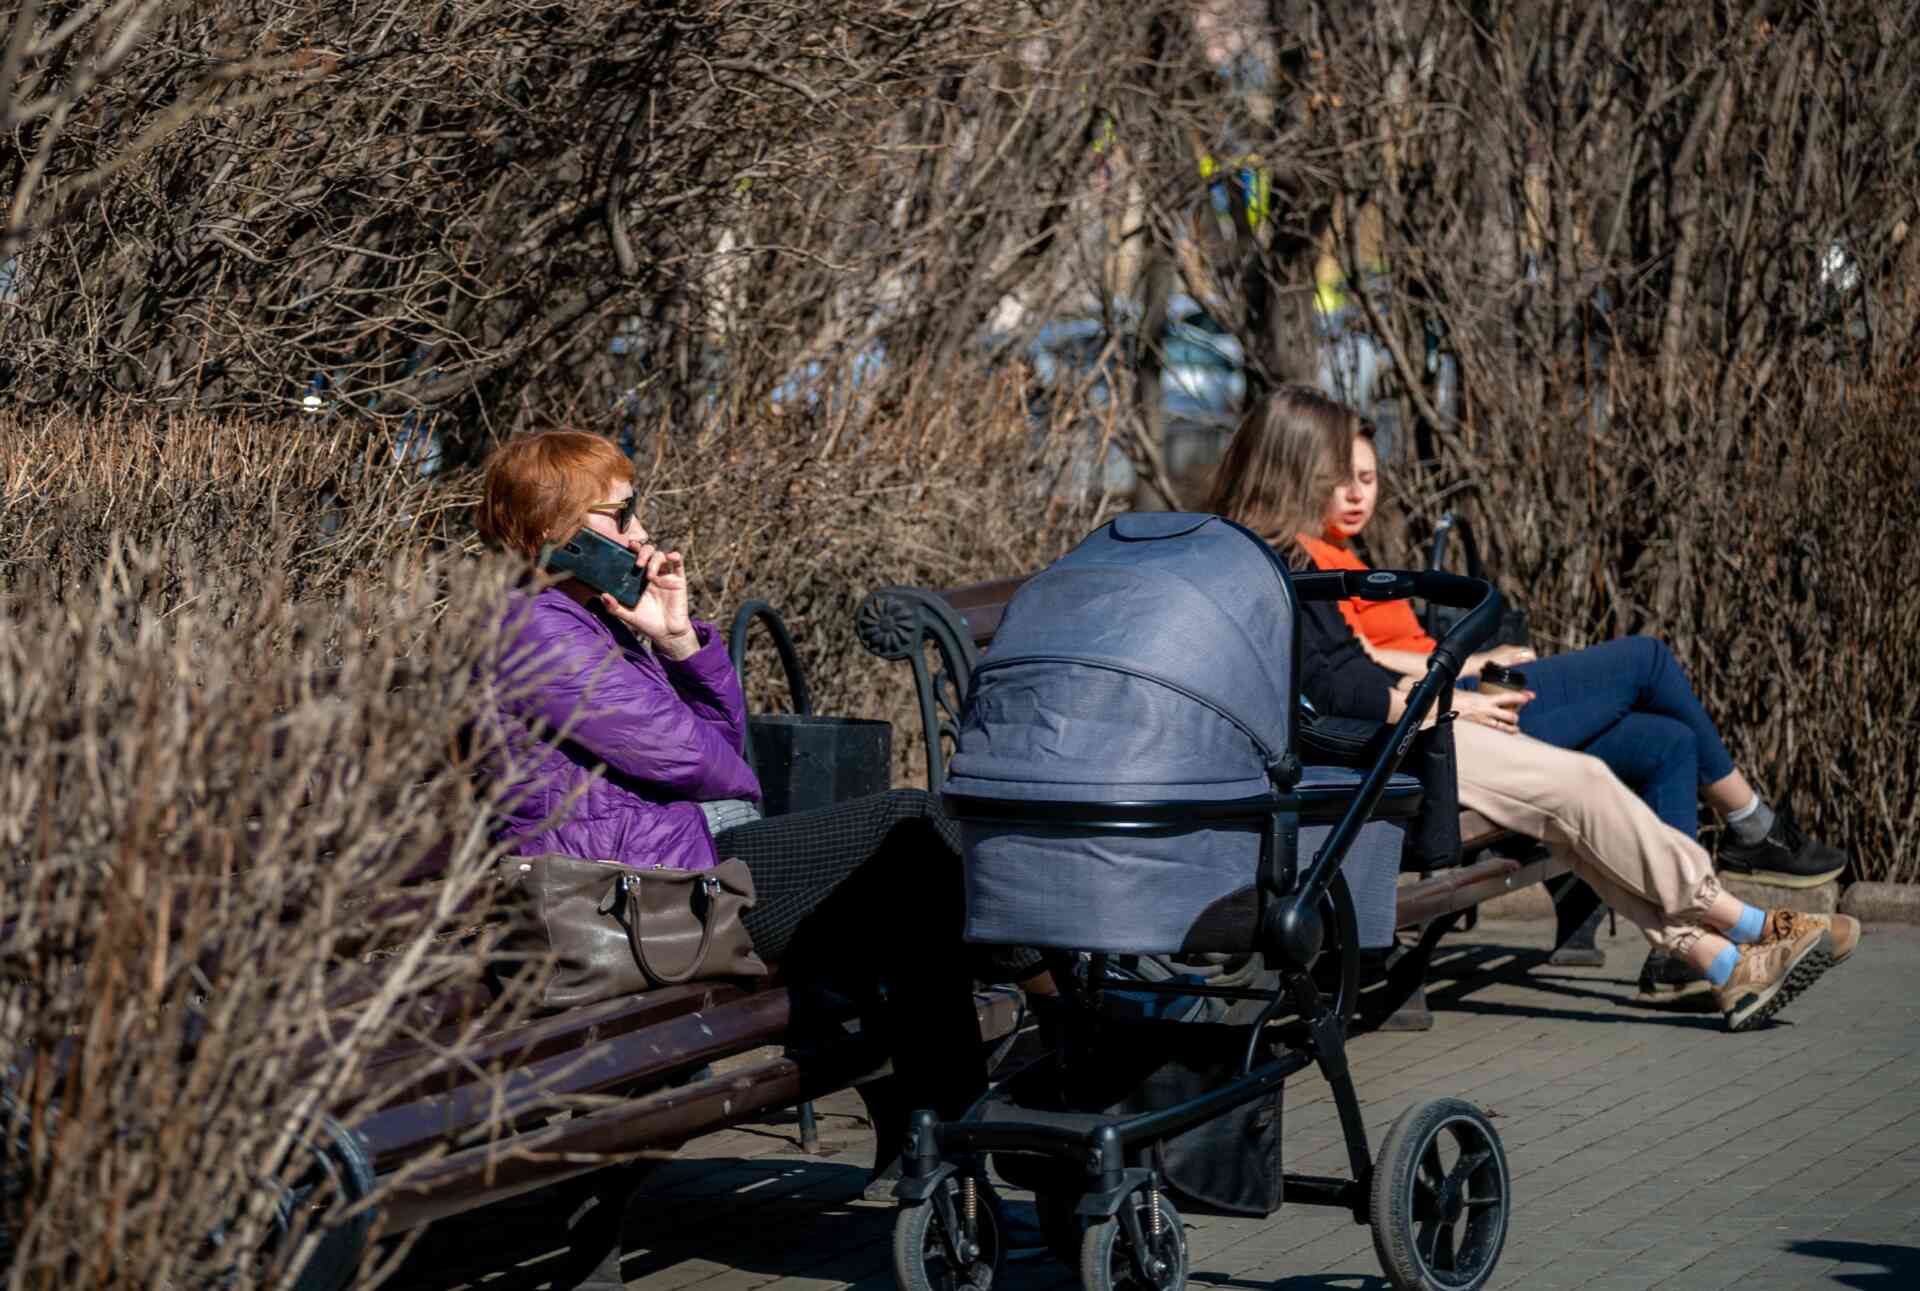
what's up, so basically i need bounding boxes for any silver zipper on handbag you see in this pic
[604,869,720,910]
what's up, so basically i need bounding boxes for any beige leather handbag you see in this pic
[499,855,768,1012]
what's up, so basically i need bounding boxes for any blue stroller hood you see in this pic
[945,512,1296,804]
[945,514,1409,954]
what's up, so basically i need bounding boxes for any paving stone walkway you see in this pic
[415,921,1920,1291]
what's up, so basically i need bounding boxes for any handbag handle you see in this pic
[727,600,812,717]
[616,872,719,986]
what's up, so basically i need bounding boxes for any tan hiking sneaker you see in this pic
[1762,909,1861,964]
[1715,923,1833,1032]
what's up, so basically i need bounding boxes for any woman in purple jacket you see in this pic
[477,431,1043,1129]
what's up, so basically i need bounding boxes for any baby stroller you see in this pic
[890,514,1511,1291]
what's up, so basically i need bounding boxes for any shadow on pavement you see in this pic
[1418,941,1733,1030]
[1787,1239,1920,1289]
[1192,1274,1388,1290]
[385,1157,881,1291]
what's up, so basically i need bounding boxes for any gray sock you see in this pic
[1725,795,1776,845]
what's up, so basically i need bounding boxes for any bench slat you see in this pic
[1459,810,1504,851]
[941,576,1031,648]
[376,988,1024,1231]
[353,988,793,1172]
[381,1049,823,1230]
[1396,855,1569,928]
[346,981,749,1111]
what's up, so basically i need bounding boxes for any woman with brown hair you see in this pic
[1282,409,1844,895]
[1204,387,1854,1032]
[474,430,1046,1137]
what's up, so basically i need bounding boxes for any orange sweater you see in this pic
[1296,533,1438,654]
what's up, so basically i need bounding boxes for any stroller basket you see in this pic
[890,515,1518,1291]
[985,1010,1292,1220]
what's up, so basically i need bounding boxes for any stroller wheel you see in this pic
[1078,1189,1186,1291]
[1369,1098,1509,1291]
[893,1175,1003,1291]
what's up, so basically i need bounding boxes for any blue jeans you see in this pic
[1464,636,1736,836]
[1579,713,1700,837]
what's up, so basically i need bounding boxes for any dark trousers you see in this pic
[714,789,1035,1122]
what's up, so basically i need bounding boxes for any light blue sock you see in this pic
[1705,943,1741,987]
[1727,904,1767,944]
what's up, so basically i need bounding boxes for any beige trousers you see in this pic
[1452,722,1725,955]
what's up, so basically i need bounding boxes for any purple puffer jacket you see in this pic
[486,585,760,871]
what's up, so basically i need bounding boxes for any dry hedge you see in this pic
[625,383,1108,779]
[0,395,1101,1285]
[0,416,660,1287]
[6,2,1916,1282]
[0,462,537,1282]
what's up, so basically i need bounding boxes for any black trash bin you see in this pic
[727,600,892,818]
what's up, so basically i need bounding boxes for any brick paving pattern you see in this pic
[417,921,1920,1291]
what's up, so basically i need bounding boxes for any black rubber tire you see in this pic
[1077,1190,1186,1291]
[1369,1098,1509,1291]
[892,1178,1003,1291]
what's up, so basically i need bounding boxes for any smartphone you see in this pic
[542,527,648,608]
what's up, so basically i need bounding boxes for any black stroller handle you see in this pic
[1291,567,1501,681]
[1273,568,1502,968]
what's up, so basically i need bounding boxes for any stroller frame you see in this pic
[893,564,1513,1291]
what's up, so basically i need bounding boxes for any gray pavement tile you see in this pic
[388,924,1920,1291]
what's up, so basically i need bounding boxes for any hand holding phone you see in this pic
[541,527,648,608]
[544,530,699,659]
[628,548,697,659]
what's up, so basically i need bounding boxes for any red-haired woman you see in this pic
[476,431,1046,1138]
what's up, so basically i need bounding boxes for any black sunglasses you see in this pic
[584,494,642,531]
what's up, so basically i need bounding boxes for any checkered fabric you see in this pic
[714,789,1043,977]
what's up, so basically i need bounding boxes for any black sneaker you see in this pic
[1715,813,1846,888]
[1632,948,1715,1010]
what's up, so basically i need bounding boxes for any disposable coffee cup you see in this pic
[1478,662,1529,695]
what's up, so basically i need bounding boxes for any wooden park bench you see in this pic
[308,563,1564,1280]
[301,630,1040,1286]
[285,839,1028,1290]
[854,569,1599,1030]
[308,548,1586,1283]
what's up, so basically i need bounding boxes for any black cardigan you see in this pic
[1297,593,1401,722]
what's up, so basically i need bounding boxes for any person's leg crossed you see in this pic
[719,789,991,1120]
[1512,647,1637,749]
[1613,635,1738,787]
[1580,712,1700,837]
